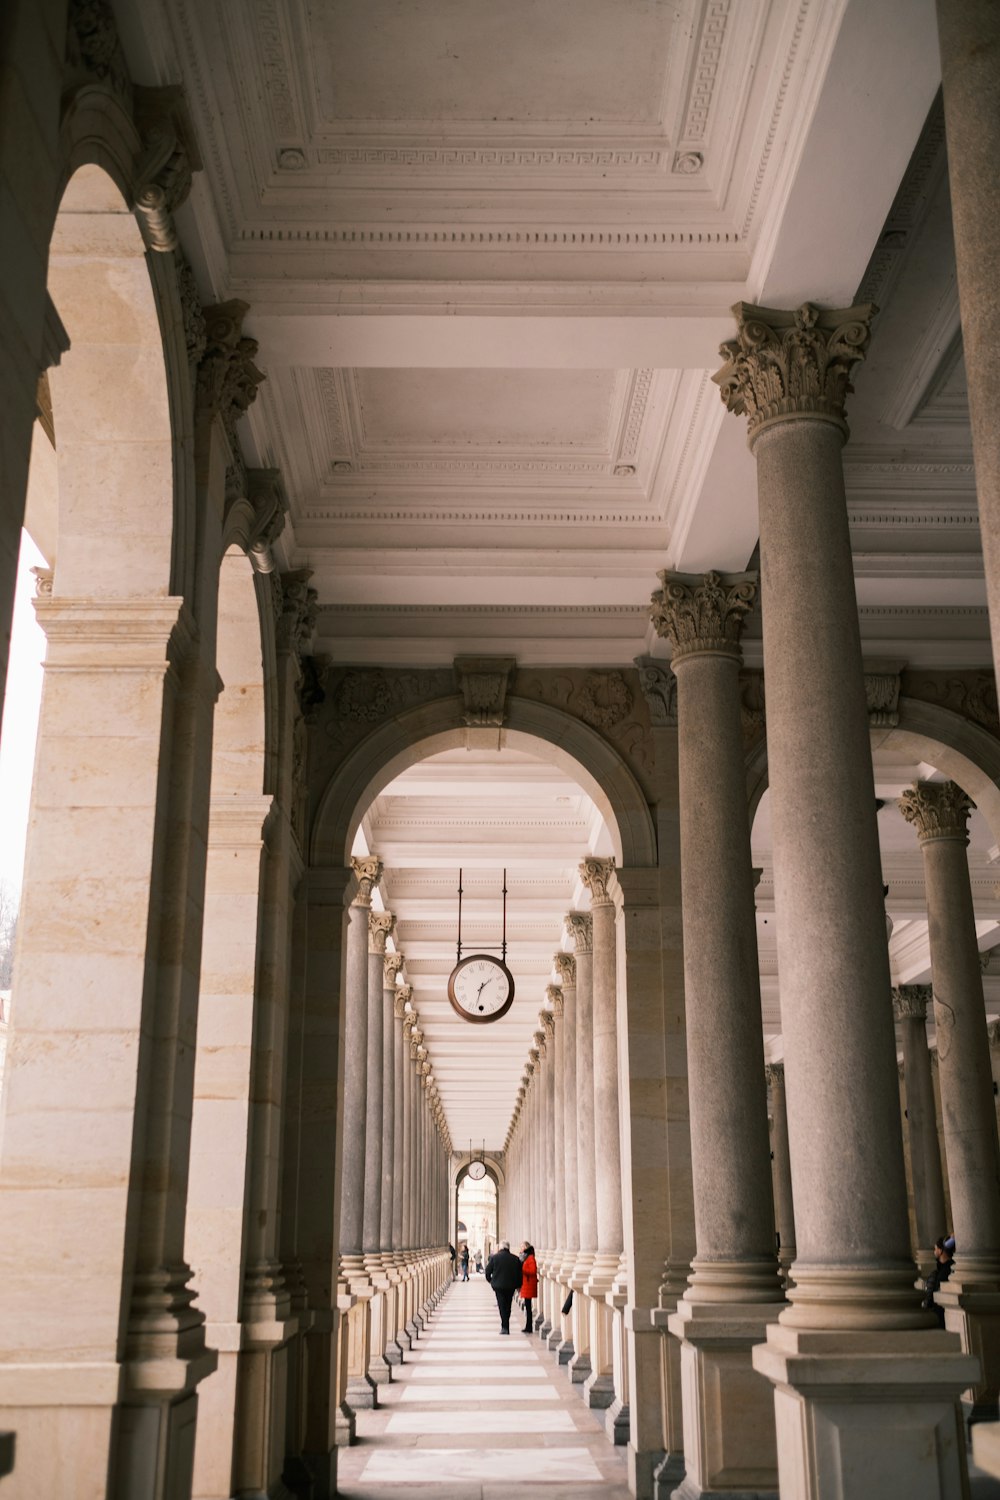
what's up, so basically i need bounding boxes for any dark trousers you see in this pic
[522,1296,533,1332]
[494,1286,515,1331]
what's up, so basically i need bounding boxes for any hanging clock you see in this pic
[447,868,515,1024]
[448,953,515,1024]
[468,1159,487,1181]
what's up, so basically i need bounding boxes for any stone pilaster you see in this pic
[892,986,947,1278]
[719,302,976,1499]
[900,782,1000,1416]
[653,568,782,1498]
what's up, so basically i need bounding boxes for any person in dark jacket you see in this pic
[460,1243,470,1281]
[520,1242,538,1334]
[484,1240,523,1333]
[922,1236,955,1327]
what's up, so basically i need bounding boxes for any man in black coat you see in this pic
[484,1240,523,1334]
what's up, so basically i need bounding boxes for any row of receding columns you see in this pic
[335,855,452,1442]
[642,288,1000,1497]
[504,856,631,1447]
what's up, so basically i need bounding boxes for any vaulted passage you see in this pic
[5,4,1000,1500]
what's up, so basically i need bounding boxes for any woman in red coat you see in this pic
[520,1242,538,1335]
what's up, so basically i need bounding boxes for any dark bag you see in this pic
[561,1290,573,1316]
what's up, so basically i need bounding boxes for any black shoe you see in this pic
[522,1327,532,1334]
[500,1327,510,1334]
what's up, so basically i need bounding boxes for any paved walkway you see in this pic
[337,1277,633,1498]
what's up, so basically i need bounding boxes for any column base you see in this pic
[556,1338,575,1365]
[671,1480,775,1500]
[384,1339,405,1366]
[569,1350,592,1384]
[367,1353,393,1385]
[605,1397,630,1445]
[345,1374,378,1410]
[752,1323,979,1500]
[668,1298,781,1497]
[333,1400,356,1448]
[583,1368,615,1409]
[653,1451,686,1500]
[939,1286,1000,1418]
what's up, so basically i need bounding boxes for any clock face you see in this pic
[468,1160,487,1181]
[447,953,515,1024]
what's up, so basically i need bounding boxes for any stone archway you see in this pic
[453,1156,505,1261]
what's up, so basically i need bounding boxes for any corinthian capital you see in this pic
[764,1062,785,1089]
[394,983,412,1019]
[898,782,974,845]
[565,911,593,954]
[892,985,933,1022]
[649,570,757,664]
[277,570,318,658]
[541,1003,558,1032]
[384,952,404,988]
[579,856,615,905]
[369,910,395,954]
[350,855,383,906]
[196,301,265,431]
[714,301,876,442]
[553,952,576,986]
[133,86,202,253]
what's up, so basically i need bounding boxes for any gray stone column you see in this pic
[892,985,947,1279]
[549,982,568,1352]
[391,984,410,1347]
[540,1004,557,1336]
[765,1063,797,1280]
[380,952,403,1365]
[936,0,1000,686]
[651,569,782,1497]
[580,857,623,1413]
[340,857,381,1413]
[718,301,976,1498]
[364,911,393,1384]
[899,781,1000,1415]
[567,910,597,1384]
[555,952,580,1338]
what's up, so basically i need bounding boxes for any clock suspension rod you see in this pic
[456,867,464,964]
[502,867,508,964]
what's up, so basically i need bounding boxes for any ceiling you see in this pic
[114,1,995,1148]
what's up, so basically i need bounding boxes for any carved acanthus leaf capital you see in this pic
[892,985,933,1023]
[565,911,593,954]
[633,657,677,726]
[764,1062,785,1088]
[649,571,757,664]
[454,655,516,728]
[196,301,265,437]
[244,469,287,574]
[579,856,615,905]
[553,952,576,986]
[277,571,318,658]
[714,301,876,441]
[541,1008,556,1035]
[865,661,904,728]
[369,910,395,954]
[350,855,383,907]
[898,781,974,845]
[133,86,202,253]
[384,952,404,988]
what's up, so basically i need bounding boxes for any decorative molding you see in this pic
[650,569,757,662]
[133,86,202,253]
[565,911,593,955]
[741,0,809,237]
[715,302,875,439]
[65,0,130,101]
[579,856,615,905]
[240,468,287,573]
[856,93,947,307]
[454,655,516,728]
[892,984,932,1023]
[679,0,732,143]
[617,368,654,464]
[253,0,299,136]
[277,570,317,658]
[864,661,904,728]
[176,256,207,366]
[903,671,999,735]
[350,855,382,907]
[634,659,677,726]
[237,224,739,248]
[898,781,975,845]
[196,303,266,488]
[316,145,668,172]
[575,671,633,731]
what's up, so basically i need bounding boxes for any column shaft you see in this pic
[893,987,947,1277]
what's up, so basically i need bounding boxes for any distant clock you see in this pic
[447,953,515,1024]
[468,1160,487,1181]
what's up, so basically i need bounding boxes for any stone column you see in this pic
[765,1063,797,1281]
[382,959,404,1364]
[580,857,623,1415]
[340,856,381,1416]
[650,568,782,1496]
[567,910,597,1385]
[900,781,1000,1415]
[892,985,948,1279]
[717,302,976,1497]
[548,982,568,1352]
[364,910,393,1385]
[935,0,1000,687]
[555,952,580,1365]
[540,1004,557,1337]
[400,1010,417,1342]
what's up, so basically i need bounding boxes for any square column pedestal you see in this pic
[668,1301,780,1499]
[753,1325,979,1500]
[940,1288,1000,1424]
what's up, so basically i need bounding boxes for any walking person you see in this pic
[520,1241,538,1334]
[460,1243,470,1281]
[448,1242,457,1279]
[484,1240,523,1334]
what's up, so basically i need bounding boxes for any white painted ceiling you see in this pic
[116,0,994,1146]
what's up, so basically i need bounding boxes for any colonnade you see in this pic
[336,854,452,1437]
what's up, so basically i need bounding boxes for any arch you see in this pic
[747,697,1000,845]
[454,1153,506,1190]
[311,692,657,869]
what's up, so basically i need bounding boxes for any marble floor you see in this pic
[336,1278,633,1498]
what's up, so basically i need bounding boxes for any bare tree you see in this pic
[0,879,18,989]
